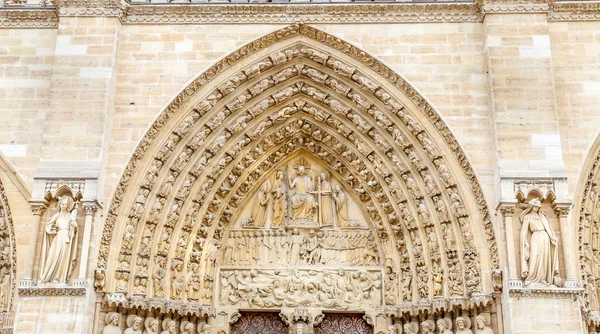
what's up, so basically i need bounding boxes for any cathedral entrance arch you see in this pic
[95,24,501,334]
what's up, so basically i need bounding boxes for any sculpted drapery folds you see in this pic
[520,198,559,287]
[95,24,499,330]
[40,195,79,284]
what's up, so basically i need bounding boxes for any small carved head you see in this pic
[456,317,470,330]
[475,315,488,329]
[106,312,120,326]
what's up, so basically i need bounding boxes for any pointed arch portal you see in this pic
[96,24,500,333]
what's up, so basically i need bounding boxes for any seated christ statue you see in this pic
[290,165,317,220]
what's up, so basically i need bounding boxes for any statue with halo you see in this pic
[39,195,79,284]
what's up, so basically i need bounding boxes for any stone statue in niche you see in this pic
[243,181,271,227]
[455,317,473,334]
[475,315,493,334]
[39,195,79,284]
[520,198,560,287]
[124,315,143,334]
[319,173,334,227]
[334,184,357,227]
[103,313,121,334]
[272,170,287,227]
[290,159,318,223]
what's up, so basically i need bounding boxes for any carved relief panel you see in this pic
[235,157,367,229]
[217,155,385,311]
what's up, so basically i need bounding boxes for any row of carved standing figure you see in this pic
[102,313,209,334]
[391,315,493,334]
[221,229,379,266]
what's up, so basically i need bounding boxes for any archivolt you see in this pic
[574,134,600,330]
[97,24,498,312]
[0,162,18,314]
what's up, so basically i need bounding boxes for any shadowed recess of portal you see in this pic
[315,314,372,334]
[230,312,288,334]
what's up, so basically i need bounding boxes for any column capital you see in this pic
[82,202,101,216]
[552,203,571,218]
[497,201,517,217]
[29,202,48,216]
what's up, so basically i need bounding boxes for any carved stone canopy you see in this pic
[95,25,498,315]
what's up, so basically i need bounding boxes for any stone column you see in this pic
[75,203,98,286]
[554,204,577,287]
[21,203,46,284]
[499,205,520,288]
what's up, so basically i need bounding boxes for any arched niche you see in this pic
[95,24,500,333]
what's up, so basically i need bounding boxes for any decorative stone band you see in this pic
[3,1,600,27]
[507,286,584,298]
[17,286,86,297]
[388,293,494,318]
[0,8,58,28]
[104,293,215,318]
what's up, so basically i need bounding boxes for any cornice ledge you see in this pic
[549,1,600,21]
[123,2,481,24]
[386,294,494,318]
[477,0,549,16]
[508,286,583,298]
[18,286,87,296]
[55,0,123,17]
[0,7,58,28]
